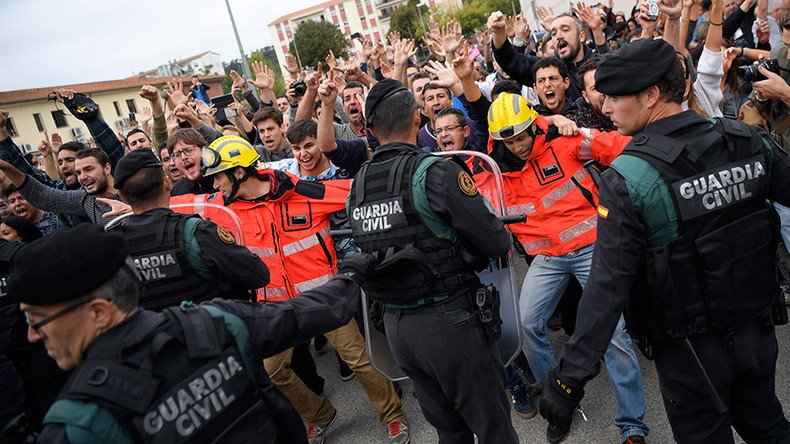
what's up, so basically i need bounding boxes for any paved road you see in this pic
[310,255,790,443]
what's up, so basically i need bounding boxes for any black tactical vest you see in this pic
[0,241,25,352]
[119,212,221,311]
[51,307,275,443]
[623,117,777,342]
[348,143,478,304]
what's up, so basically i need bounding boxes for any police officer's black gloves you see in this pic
[64,93,99,121]
[528,368,584,430]
[338,252,376,285]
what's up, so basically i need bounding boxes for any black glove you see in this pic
[64,93,99,121]
[338,252,376,285]
[528,368,584,430]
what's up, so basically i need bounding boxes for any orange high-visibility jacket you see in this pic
[483,117,631,257]
[170,169,351,302]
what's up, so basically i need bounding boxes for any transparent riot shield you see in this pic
[170,202,246,245]
[359,151,524,381]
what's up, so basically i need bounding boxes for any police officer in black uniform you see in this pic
[531,38,790,443]
[10,224,375,443]
[347,79,518,443]
[111,149,269,310]
[0,240,68,443]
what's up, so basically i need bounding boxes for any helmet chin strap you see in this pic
[225,169,251,201]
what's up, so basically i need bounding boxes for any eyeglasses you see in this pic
[172,145,199,159]
[435,124,465,135]
[24,295,94,332]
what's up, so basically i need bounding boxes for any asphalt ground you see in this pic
[308,254,790,443]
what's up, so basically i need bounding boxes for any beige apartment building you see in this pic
[0,75,223,153]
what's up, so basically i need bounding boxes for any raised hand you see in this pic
[38,132,53,157]
[51,133,63,152]
[250,61,276,91]
[429,16,441,41]
[488,11,508,35]
[658,0,683,20]
[441,19,464,56]
[306,64,324,92]
[164,80,191,110]
[325,50,338,69]
[513,13,530,38]
[574,2,604,31]
[172,103,200,127]
[506,16,517,38]
[424,60,460,88]
[229,70,249,93]
[361,38,373,62]
[452,41,475,80]
[388,31,401,46]
[139,85,160,102]
[536,6,556,31]
[318,70,340,104]
[138,106,153,124]
[423,35,447,59]
[97,198,132,218]
[393,38,417,67]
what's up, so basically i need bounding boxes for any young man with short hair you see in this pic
[4,186,60,236]
[0,148,120,226]
[251,107,293,162]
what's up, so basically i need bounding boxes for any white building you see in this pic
[137,51,224,78]
[268,0,460,71]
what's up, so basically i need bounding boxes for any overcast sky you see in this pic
[0,0,319,91]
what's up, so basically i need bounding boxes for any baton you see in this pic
[329,214,527,237]
[683,338,727,413]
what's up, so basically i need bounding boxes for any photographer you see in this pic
[750,12,790,150]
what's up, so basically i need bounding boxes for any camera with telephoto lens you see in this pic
[292,80,307,97]
[739,59,780,82]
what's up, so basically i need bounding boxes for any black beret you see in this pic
[114,148,162,190]
[365,78,408,126]
[7,224,130,306]
[595,38,677,96]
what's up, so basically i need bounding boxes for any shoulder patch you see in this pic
[217,225,236,244]
[457,171,478,196]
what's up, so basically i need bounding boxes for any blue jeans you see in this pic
[519,244,649,439]
[774,203,790,256]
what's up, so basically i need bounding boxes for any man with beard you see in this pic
[0,109,121,227]
[339,81,367,138]
[125,128,154,152]
[0,149,120,226]
[569,58,617,131]
[252,107,294,162]
[489,11,608,103]
[168,128,216,196]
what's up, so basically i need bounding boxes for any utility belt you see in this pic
[383,284,502,342]
[634,310,777,360]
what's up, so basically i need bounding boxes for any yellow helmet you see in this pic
[201,135,260,177]
[488,92,538,140]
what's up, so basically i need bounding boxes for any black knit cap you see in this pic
[364,78,408,126]
[595,38,677,96]
[114,148,162,190]
[7,224,129,306]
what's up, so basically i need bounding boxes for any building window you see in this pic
[51,110,68,128]
[361,16,366,21]
[33,113,44,132]
[4,118,17,137]
[113,101,122,117]
[343,21,349,26]
[339,7,345,13]
[126,99,137,114]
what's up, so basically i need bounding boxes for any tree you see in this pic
[388,0,429,40]
[289,20,348,70]
[222,48,286,97]
[432,0,520,35]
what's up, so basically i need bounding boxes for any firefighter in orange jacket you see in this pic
[196,136,408,444]
[486,93,650,443]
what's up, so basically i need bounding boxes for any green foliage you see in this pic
[433,0,520,35]
[289,20,349,70]
[221,46,286,96]
[388,0,429,40]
